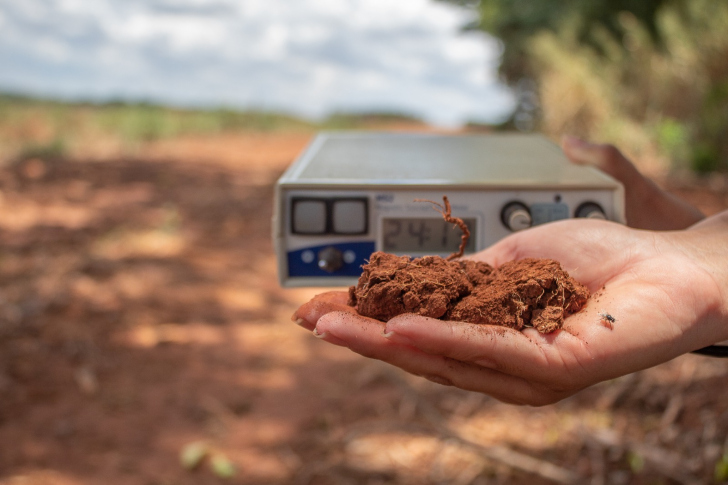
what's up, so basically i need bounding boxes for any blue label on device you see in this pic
[288,241,376,278]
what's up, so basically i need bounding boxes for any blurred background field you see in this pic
[1,0,728,484]
[0,94,430,164]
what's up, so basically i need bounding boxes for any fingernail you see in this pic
[312,327,348,347]
[381,330,413,346]
[294,318,306,327]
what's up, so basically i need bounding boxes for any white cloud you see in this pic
[0,0,514,126]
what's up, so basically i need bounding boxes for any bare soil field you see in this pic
[1,131,727,485]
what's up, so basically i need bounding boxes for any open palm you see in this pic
[294,215,727,405]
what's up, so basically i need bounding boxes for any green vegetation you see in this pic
[179,441,236,479]
[0,93,318,162]
[322,111,424,129]
[442,0,728,173]
[0,94,425,164]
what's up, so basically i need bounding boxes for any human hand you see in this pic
[293,211,728,405]
[561,136,705,230]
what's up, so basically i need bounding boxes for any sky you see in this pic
[0,0,515,126]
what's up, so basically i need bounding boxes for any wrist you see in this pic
[630,177,704,230]
[678,211,728,343]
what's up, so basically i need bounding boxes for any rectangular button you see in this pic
[292,199,327,234]
[332,199,367,234]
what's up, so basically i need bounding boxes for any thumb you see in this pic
[560,136,704,230]
[560,135,636,181]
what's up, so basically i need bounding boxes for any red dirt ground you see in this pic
[1,131,728,485]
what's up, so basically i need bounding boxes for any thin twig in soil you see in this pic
[415,195,470,261]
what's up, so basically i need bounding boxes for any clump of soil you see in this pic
[347,197,589,333]
[347,252,494,322]
[348,253,588,333]
[448,257,589,332]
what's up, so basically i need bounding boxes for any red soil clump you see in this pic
[349,196,589,333]
[347,196,589,333]
[348,252,589,333]
[347,252,492,322]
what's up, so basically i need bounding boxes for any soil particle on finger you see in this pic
[348,253,589,333]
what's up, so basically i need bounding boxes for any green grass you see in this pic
[0,93,314,140]
[320,111,424,129]
[0,93,427,163]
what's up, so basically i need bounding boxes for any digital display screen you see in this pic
[382,218,477,254]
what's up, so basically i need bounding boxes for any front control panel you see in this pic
[277,189,622,286]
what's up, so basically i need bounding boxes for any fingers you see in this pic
[383,313,589,382]
[292,290,353,330]
[561,135,704,230]
[314,311,566,405]
[562,135,640,183]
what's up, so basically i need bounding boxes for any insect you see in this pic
[598,310,616,329]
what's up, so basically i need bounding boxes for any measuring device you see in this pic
[274,132,625,287]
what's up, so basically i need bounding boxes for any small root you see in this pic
[415,195,470,260]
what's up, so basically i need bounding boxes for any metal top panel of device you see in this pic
[278,132,617,188]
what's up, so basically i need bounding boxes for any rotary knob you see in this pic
[501,202,532,231]
[317,246,344,272]
[575,202,606,219]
